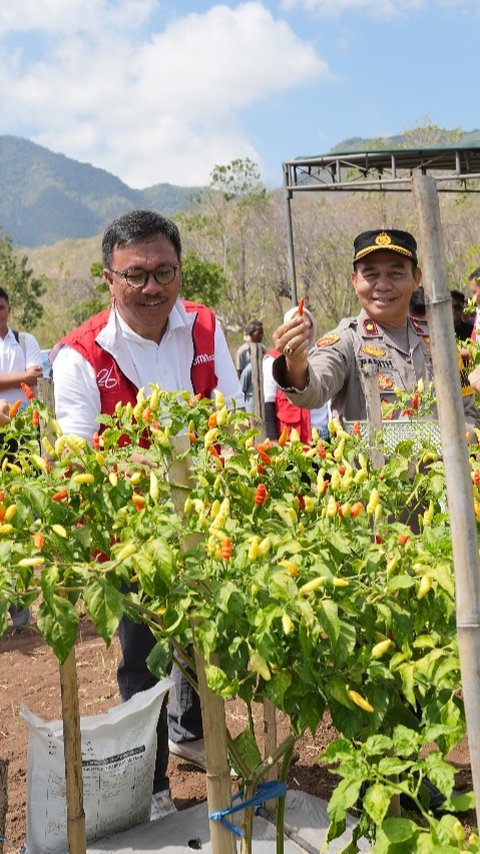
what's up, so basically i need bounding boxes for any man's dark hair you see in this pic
[409,287,426,317]
[246,320,263,335]
[102,210,182,268]
[450,289,466,303]
[0,287,10,303]
[468,267,480,283]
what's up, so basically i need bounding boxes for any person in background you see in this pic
[51,209,243,820]
[468,268,480,340]
[0,285,42,628]
[264,306,330,441]
[450,289,474,340]
[235,320,265,378]
[271,228,480,432]
[409,286,426,320]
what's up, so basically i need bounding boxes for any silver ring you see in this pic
[284,343,293,356]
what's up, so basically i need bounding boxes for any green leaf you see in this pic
[37,596,79,664]
[230,727,262,774]
[377,757,414,777]
[146,638,172,679]
[392,725,421,756]
[318,598,340,643]
[379,816,417,843]
[363,783,391,824]
[387,574,416,592]
[363,734,393,756]
[83,576,124,645]
[327,777,363,823]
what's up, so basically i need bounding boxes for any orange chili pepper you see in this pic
[32,409,40,427]
[52,489,68,501]
[21,382,34,401]
[33,532,45,549]
[220,537,232,560]
[8,400,22,418]
[278,426,289,446]
[298,297,305,316]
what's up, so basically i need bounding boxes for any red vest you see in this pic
[60,301,218,417]
[269,350,311,442]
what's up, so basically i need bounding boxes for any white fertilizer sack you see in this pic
[21,676,173,854]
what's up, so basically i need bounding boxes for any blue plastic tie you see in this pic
[208,779,287,838]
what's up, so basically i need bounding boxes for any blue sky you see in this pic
[0,0,478,189]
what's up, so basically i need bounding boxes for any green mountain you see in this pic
[0,135,203,247]
[330,129,480,154]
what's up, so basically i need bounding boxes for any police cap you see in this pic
[353,229,418,265]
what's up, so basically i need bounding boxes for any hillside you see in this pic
[0,136,202,247]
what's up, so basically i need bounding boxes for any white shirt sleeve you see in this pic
[213,322,244,408]
[262,355,277,404]
[24,333,42,368]
[52,346,101,443]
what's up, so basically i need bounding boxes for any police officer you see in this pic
[272,228,480,428]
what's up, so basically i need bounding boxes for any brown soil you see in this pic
[0,613,474,853]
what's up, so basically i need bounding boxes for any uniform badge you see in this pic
[375,232,392,247]
[363,318,379,336]
[410,317,428,335]
[360,344,386,358]
[316,335,340,348]
[377,374,394,390]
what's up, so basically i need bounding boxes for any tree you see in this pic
[71,261,110,326]
[181,251,226,308]
[0,233,46,328]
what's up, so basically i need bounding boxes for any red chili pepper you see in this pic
[254,483,268,506]
[52,489,68,501]
[220,537,232,560]
[398,534,409,545]
[401,408,414,417]
[317,441,327,459]
[131,493,144,511]
[32,409,40,427]
[92,431,101,450]
[353,421,361,436]
[337,465,346,476]
[298,297,305,316]
[474,470,480,487]
[412,391,419,410]
[257,447,272,466]
[257,464,266,475]
[21,382,34,401]
[8,400,22,418]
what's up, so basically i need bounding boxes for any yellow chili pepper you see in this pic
[347,689,374,713]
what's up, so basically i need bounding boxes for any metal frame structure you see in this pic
[282,145,480,302]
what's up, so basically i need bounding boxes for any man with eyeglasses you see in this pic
[51,209,243,821]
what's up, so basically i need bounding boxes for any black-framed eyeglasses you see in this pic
[110,264,179,289]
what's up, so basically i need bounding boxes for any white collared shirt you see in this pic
[0,327,42,405]
[52,302,243,442]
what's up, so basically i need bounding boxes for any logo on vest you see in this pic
[97,365,118,389]
[193,353,215,366]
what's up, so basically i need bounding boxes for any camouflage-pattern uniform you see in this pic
[272,308,480,428]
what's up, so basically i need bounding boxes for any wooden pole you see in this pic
[250,343,266,439]
[194,648,237,854]
[59,650,87,853]
[362,368,385,469]
[412,172,480,829]
[38,377,87,853]
[0,759,8,854]
[170,436,235,854]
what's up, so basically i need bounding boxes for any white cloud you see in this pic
[279,0,476,14]
[0,1,328,187]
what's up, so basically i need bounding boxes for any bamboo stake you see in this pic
[193,647,237,854]
[59,649,87,854]
[263,700,278,813]
[169,435,235,854]
[362,368,385,469]
[412,172,480,829]
[38,378,87,853]
[0,759,8,854]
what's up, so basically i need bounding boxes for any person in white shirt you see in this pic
[0,286,42,406]
[51,210,242,821]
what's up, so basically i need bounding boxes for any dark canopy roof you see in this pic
[283,144,480,193]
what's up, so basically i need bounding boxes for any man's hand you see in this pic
[272,314,310,389]
[469,364,480,394]
[24,365,43,385]
[0,399,9,426]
